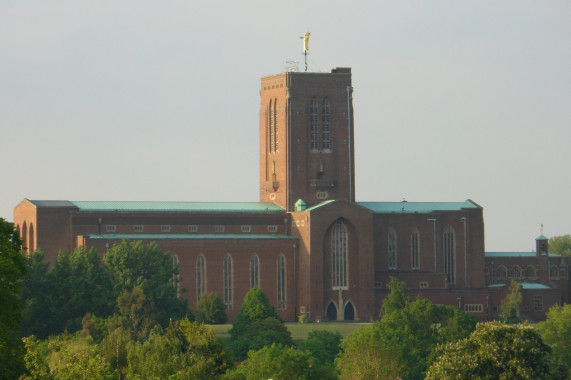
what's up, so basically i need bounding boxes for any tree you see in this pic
[195,292,227,324]
[549,235,571,256]
[298,330,342,368]
[336,325,404,380]
[538,303,571,369]
[380,276,410,316]
[229,287,289,361]
[233,343,334,380]
[373,278,478,379]
[426,322,558,379]
[500,280,522,323]
[20,250,51,338]
[21,247,114,338]
[0,218,27,379]
[126,318,233,379]
[103,240,188,326]
[229,286,280,339]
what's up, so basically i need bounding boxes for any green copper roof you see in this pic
[487,283,552,290]
[521,283,552,290]
[70,201,285,213]
[358,200,479,214]
[88,233,296,240]
[485,252,560,258]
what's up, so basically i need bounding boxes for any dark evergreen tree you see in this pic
[0,218,27,379]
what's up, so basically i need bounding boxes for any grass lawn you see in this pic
[209,322,370,344]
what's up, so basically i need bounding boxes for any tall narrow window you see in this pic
[332,220,348,289]
[443,225,456,284]
[277,254,286,310]
[411,229,420,269]
[28,223,35,253]
[310,97,319,150]
[273,98,278,152]
[21,222,27,252]
[269,100,275,153]
[172,254,181,297]
[223,254,233,310]
[196,254,206,300]
[250,254,260,288]
[388,229,397,269]
[321,98,331,150]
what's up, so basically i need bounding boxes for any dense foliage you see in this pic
[426,322,562,379]
[229,286,292,360]
[5,240,570,379]
[538,304,571,371]
[195,292,227,324]
[549,234,571,256]
[21,240,189,338]
[0,218,28,379]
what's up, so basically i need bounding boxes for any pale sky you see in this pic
[1,1,570,252]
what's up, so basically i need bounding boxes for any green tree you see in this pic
[126,318,233,379]
[195,292,227,324]
[372,278,478,379]
[229,287,289,361]
[549,235,571,256]
[426,322,557,379]
[21,247,113,338]
[103,240,188,326]
[298,330,342,368]
[0,218,27,379]
[20,250,51,338]
[229,286,280,339]
[380,276,410,316]
[500,280,522,323]
[335,325,403,380]
[233,343,334,380]
[116,286,157,339]
[538,303,571,370]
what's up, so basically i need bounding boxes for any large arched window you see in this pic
[509,265,522,279]
[310,97,319,150]
[321,98,331,150]
[496,266,507,279]
[332,221,348,289]
[525,265,536,279]
[550,266,559,279]
[274,98,278,152]
[223,254,233,310]
[277,254,286,311]
[196,254,206,300]
[250,254,260,288]
[388,229,397,269]
[411,228,420,269]
[443,225,456,284]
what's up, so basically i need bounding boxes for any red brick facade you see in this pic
[13,68,568,322]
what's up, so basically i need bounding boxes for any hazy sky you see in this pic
[2,1,570,251]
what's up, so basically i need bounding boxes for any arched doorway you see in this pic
[326,302,337,321]
[344,302,355,321]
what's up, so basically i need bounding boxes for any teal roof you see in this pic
[536,235,548,241]
[487,283,552,290]
[88,233,296,240]
[70,201,285,213]
[486,252,560,258]
[358,201,479,214]
[521,283,551,290]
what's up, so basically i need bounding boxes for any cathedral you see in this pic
[14,67,568,322]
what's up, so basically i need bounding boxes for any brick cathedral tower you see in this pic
[259,68,355,211]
